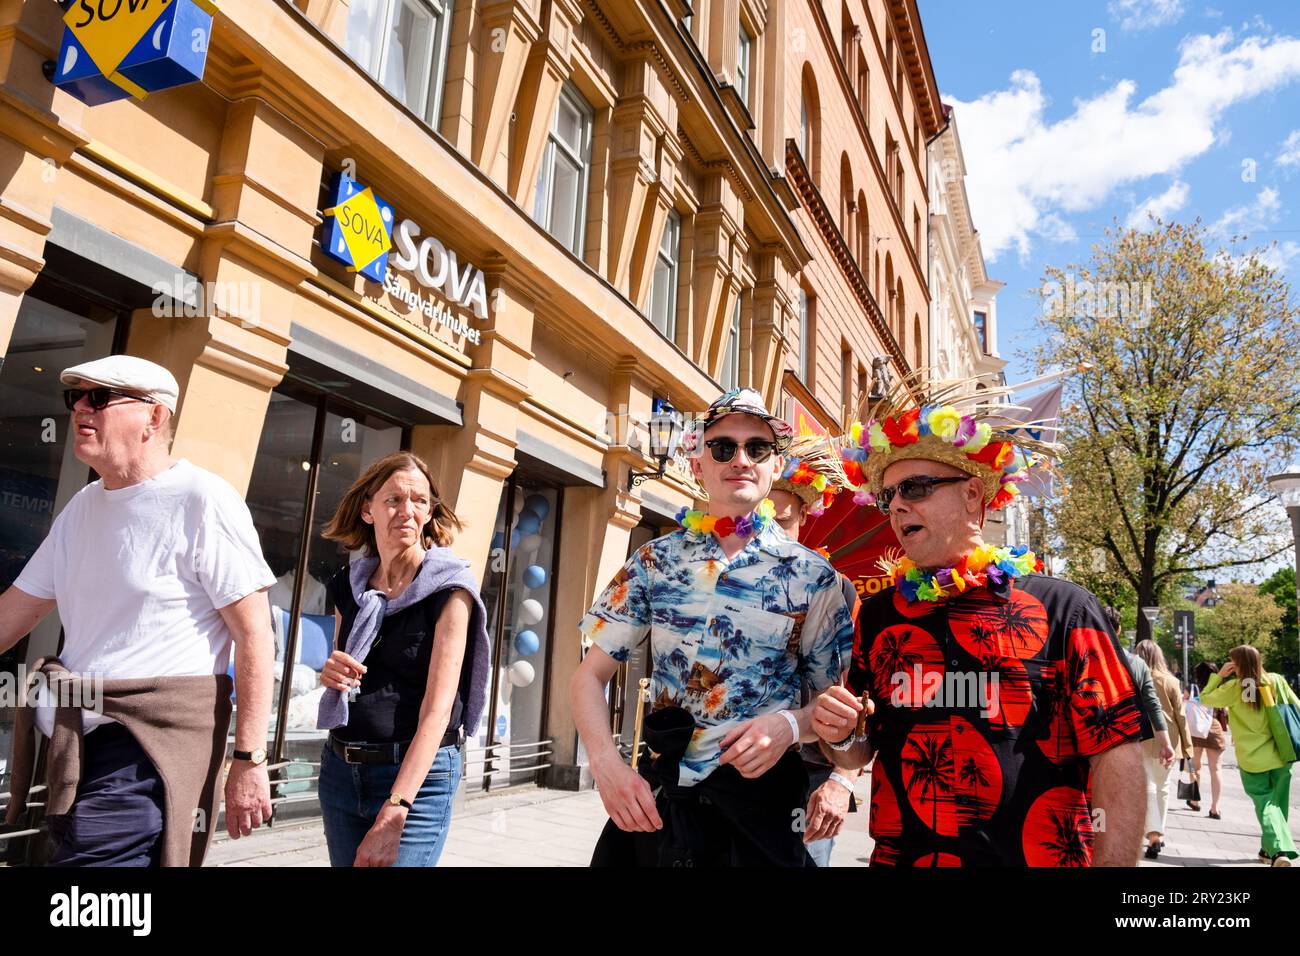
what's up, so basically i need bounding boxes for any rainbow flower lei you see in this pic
[676,498,777,539]
[890,543,1042,603]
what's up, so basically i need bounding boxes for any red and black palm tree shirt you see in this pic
[845,573,1149,867]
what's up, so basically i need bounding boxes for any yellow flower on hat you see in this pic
[868,422,890,453]
[927,406,963,442]
[850,422,864,446]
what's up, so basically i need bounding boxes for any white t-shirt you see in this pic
[15,459,275,736]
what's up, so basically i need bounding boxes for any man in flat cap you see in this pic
[0,355,277,866]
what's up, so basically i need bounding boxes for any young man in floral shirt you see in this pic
[572,389,853,866]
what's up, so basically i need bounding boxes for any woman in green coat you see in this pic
[1199,644,1299,867]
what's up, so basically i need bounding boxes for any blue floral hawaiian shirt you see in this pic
[579,521,853,785]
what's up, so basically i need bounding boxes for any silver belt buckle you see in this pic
[344,744,364,764]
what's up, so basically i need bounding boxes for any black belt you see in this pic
[329,729,462,765]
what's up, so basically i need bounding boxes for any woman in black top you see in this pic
[315,451,484,867]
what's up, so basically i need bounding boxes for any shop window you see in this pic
[344,0,453,127]
[0,294,119,787]
[719,296,741,390]
[533,84,593,256]
[243,384,404,798]
[472,475,562,791]
[647,210,680,338]
[736,23,752,108]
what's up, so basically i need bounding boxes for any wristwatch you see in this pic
[232,747,267,766]
[387,792,413,811]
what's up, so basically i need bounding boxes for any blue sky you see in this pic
[918,0,1300,381]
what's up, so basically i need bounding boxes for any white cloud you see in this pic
[1125,180,1190,227]
[1210,188,1299,273]
[1210,185,1280,239]
[947,30,1300,261]
[1279,129,1300,167]
[1110,0,1185,31]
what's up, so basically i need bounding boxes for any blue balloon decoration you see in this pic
[516,510,541,535]
[510,529,521,549]
[514,629,540,657]
[491,531,505,551]
[524,494,551,520]
[523,564,547,589]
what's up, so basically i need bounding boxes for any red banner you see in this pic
[799,489,901,603]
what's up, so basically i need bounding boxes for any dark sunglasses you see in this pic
[704,437,779,464]
[63,387,160,412]
[877,475,970,514]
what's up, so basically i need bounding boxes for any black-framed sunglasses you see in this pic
[63,387,160,412]
[704,437,779,464]
[876,475,970,514]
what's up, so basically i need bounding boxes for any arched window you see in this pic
[839,153,853,239]
[884,253,895,330]
[913,314,923,368]
[800,64,821,186]
[896,279,906,355]
[856,189,869,271]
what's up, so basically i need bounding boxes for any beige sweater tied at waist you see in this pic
[8,658,234,868]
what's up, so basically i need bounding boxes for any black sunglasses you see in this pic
[704,437,779,464]
[63,387,160,412]
[877,475,970,514]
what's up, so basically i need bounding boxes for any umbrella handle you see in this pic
[630,677,651,769]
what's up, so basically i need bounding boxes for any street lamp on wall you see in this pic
[1266,465,1300,683]
[628,400,682,489]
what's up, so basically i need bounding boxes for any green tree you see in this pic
[1034,219,1300,641]
[1195,582,1283,663]
[1259,567,1298,680]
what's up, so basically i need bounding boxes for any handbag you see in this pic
[1185,684,1214,739]
[1261,676,1300,764]
[1176,759,1201,802]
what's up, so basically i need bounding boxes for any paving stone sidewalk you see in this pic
[206,741,1296,867]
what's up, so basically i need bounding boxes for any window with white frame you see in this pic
[720,296,741,389]
[344,0,452,127]
[533,84,593,256]
[798,287,812,383]
[737,25,752,108]
[647,211,680,337]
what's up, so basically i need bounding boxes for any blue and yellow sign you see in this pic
[321,172,395,284]
[53,0,217,106]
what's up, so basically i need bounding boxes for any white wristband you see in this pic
[828,771,856,793]
[777,709,800,745]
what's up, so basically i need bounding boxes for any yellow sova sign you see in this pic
[54,0,217,105]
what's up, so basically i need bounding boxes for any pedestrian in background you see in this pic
[1186,660,1229,818]
[1199,645,1299,866]
[316,452,490,867]
[1135,640,1191,860]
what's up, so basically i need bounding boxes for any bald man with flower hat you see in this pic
[813,374,1150,867]
[573,388,854,866]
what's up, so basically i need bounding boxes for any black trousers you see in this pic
[46,723,165,867]
[591,750,815,867]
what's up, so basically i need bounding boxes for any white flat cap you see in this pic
[60,355,180,413]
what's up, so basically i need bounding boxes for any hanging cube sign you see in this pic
[53,0,217,106]
[320,172,395,284]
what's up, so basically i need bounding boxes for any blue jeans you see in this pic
[805,837,835,867]
[319,742,462,867]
